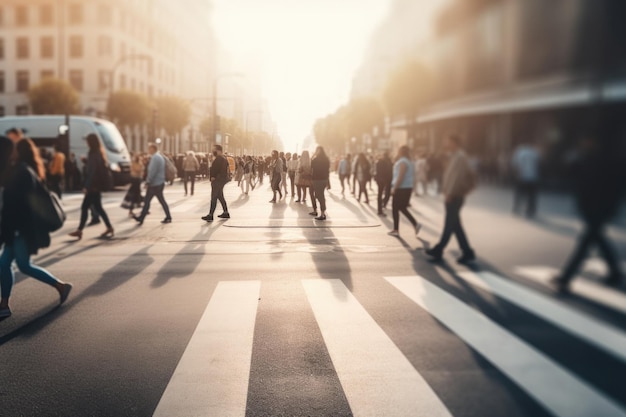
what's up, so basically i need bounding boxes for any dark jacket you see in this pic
[84,151,106,191]
[0,163,50,254]
[375,157,393,183]
[210,155,229,182]
[311,155,330,181]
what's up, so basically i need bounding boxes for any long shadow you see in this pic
[0,245,155,346]
[228,193,251,209]
[151,223,224,288]
[328,193,368,223]
[266,201,288,261]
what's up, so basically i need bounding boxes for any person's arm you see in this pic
[146,156,160,185]
[392,162,407,195]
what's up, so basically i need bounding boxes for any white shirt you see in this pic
[512,145,540,182]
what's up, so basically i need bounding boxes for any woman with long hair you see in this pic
[388,145,422,237]
[296,150,312,203]
[123,153,145,216]
[310,146,330,220]
[69,134,114,240]
[0,139,73,318]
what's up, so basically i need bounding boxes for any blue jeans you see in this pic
[0,235,60,299]
[138,184,171,221]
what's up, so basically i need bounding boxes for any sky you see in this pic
[212,0,391,150]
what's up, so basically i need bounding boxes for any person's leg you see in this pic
[527,182,538,218]
[190,172,196,195]
[155,184,172,219]
[397,189,417,227]
[377,181,384,213]
[594,226,623,278]
[309,186,317,212]
[290,172,295,196]
[296,185,302,201]
[450,197,472,254]
[392,194,401,230]
[216,182,228,213]
[434,200,457,251]
[340,175,345,194]
[314,181,327,214]
[513,181,523,214]
[92,192,113,229]
[13,236,61,288]
[78,192,95,230]
[383,181,392,209]
[0,245,16,307]
[558,224,595,284]
[183,172,188,195]
[138,186,156,221]
[208,182,219,216]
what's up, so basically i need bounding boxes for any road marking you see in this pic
[514,266,626,315]
[385,276,626,417]
[455,270,626,363]
[153,281,261,417]
[301,279,452,417]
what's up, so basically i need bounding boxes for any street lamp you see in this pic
[212,72,244,150]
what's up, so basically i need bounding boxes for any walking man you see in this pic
[133,143,172,225]
[511,139,541,218]
[202,145,230,222]
[182,151,200,196]
[426,135,476,263]
[375,151,393,216]
[338,154,352,195]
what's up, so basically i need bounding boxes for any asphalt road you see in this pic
[1,176,625,417]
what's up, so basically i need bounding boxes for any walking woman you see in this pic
[355,152,371,204]
[310,146,330,220]
[269,150,283,203]
[0,138,73,318]
[69,134,114,240]
[123,153,144,216]
[388,145,422,237]
[296,150,312,203]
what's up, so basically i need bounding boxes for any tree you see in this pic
[28,78,80,115]
[106,89,152,129]
[346,96,384,138]
[152,95,191,136]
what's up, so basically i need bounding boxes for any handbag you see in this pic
[27,169,66,232]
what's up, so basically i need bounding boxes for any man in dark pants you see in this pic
[133,143,172,225]
[552,137,625,292]
[202,145,230,222]
[375,151,393,216]
[426,135,476,264]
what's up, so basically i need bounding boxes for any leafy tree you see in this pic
[152,95,191,136]
[106,89,152,128]
[346,97,384,138]
[28,78,79,115]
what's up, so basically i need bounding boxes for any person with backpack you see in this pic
[182,151,200,196]
[426,135,476,264]
[69,134,115,239]
[0,138,73,318]
[133,143,172,225]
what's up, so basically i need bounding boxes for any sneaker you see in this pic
[0,308,11,318]
[202,215,214,222]
[315,215,326,221]
[425,248,443,261]
[549,276,569,294]
[161,218,172,224]
[388,230,399,237]
[457,251,476,264]
[88,219,101,226]
[218,212,230,219]
[309,211,318,216]
[59,283,73,305]
[132,215,144,225]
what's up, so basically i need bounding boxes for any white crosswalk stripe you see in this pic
[385,275,626,417]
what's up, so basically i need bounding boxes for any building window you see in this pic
[16,105,29,115]
[98,36,112,56]
[99,4,112,26]
[17,71,29,92]
[69,36,83,58]
[16,6,28,26]
[69,70,83,91]
[17,37,29,59]
[98,70,109,91]
[41,70,54,80]
[40,4,54,25]
[41,36,54,58]
[0,71,4,93]
[68,3,83,25]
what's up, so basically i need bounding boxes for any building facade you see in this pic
[0,0,216,153]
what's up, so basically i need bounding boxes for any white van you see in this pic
[0,115,131,185]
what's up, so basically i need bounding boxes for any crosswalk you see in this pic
[152,271,626,417]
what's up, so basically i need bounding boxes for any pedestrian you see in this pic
[354,153,371,204]
[269,150,284,203]
[0,136,14,234]
[122,154,145,217]
[387,146,422,237]
[551,136,625,292]
[69,134,115,239]
[48,144,65,199]
[235,157,244,188]
[338,154,352,195]
[183,151,200,196]
[296,150,312,204]
[133,143,172,225]
[511,139,541,218]
[311,146,330,221]
[0,138,73,318]
[426,135,476,263]
[202,145,230,222]
[280,152,289,197]
[414,151,429,196]
[242,156,255,195]
[64,151,77,192]
[257,157,265,185]
[375,151,393,216]
[288,153,298,197]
